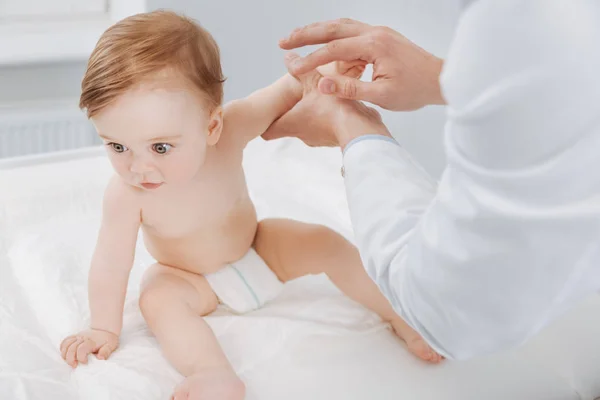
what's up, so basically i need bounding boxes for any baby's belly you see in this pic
[142,200,258,274]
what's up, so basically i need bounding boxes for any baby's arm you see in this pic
[89,177,140,333]
[223,73,301,147]
[223,61,367,147]
[60,176,140,367]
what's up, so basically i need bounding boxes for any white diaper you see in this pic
[204,248,284,314]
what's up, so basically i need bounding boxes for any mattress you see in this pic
[1,138,599,399]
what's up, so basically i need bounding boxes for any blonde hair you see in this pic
[80,10,225,117]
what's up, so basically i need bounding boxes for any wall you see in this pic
[175,0,461,178]
[0,0,461,177]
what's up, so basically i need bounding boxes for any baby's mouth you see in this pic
[140,182,163,190]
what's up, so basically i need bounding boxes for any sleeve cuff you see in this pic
[342,134,400,156]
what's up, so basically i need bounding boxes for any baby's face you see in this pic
[92,83,221,190]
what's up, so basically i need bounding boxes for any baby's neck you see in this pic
[188,144,222,183]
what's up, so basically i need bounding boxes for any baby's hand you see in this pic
[60,328,119,368]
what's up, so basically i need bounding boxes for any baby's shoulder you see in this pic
[220,99,251,150]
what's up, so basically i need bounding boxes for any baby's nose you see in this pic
[130,158,154,174]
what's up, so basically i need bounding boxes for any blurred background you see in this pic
[0,0,460,178]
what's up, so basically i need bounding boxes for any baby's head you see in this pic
[80,10,225,190]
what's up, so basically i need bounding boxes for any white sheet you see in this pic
[1,138,599,400]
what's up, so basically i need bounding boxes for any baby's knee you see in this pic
[304,224,355,255]
[138,275,182,318]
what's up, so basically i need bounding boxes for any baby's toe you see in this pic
[407,337,443,364]
[172,388,189,400]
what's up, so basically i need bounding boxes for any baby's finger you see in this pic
[96,343,115,360]
[76,339,95,364]
[60,336,77,359]
[65,338,83,367]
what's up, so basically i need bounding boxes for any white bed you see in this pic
[1,138,599,400]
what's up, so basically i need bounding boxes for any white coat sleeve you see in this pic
[342,0,600,360]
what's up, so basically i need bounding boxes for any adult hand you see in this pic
[279,18,446,111]
[262,53,391,149]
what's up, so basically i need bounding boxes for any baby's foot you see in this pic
[390,318,444,364]
[171,367,245,400]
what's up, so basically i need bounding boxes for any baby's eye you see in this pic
[153,143,172,155]
[109,143,128,153]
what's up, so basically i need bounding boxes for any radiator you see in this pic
[0,101,101,159]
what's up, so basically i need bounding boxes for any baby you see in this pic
[59,10,441,400]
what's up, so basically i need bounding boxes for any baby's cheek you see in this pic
[108,154,130,177]
[166,151,204,183]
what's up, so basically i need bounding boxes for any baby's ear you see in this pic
[206,106,223,146]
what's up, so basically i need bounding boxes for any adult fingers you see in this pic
[336,60,368,77]
[261,108,301,141]
[284,52,322,91]
[287,36,375,76]
[280,18,370,49]
[318,75,386,106]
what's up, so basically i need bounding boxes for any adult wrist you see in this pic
[334,104,390,149]
[335,124,392,151]
[426,57,446,106]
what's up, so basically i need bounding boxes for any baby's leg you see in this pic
[139,264,245,400]
[254,218,442,364]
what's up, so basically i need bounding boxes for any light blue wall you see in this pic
[0,0,460,176]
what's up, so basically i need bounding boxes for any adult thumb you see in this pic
[318,76,377,103]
